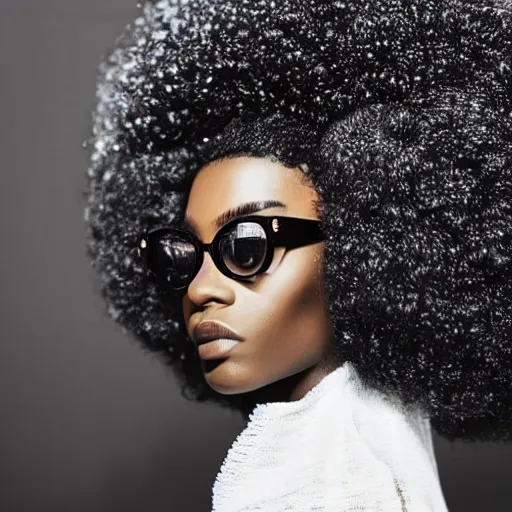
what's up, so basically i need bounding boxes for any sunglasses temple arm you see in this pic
[270,218,325,249]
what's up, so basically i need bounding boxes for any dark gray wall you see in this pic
[1,1,511,511]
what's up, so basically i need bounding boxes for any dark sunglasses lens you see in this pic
[219,222,268,277]
[148,233,196,290]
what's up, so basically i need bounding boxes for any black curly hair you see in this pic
[83,0,512,441]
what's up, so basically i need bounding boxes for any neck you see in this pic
[237,356,342,420]
[245,360,340,406]
[288,360,340,401]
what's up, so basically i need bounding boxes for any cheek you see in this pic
[181,297,192,330]
[246,249,329,362]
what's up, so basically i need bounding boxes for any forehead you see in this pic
[185,156,319,234]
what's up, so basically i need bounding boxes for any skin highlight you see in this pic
[181,156,338,402]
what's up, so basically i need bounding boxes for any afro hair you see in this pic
[83,0,512,442]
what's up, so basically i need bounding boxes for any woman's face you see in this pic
[182,156,334,395]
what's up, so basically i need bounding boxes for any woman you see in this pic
[84,0,512,509]
[170,143,448,511]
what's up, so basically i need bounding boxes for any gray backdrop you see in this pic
[1,1,511,511]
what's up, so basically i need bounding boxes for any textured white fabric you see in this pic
[211,362,449,511]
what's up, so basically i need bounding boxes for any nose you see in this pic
[186,251,235,307]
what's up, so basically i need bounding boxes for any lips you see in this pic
[192,320,244,347]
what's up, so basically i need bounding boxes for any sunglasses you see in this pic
[136,215,326,292]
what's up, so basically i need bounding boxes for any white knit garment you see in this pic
[211,362,449,512]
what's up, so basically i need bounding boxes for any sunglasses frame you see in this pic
[137,214,326,291]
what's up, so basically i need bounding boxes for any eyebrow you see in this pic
[182,200,287,234]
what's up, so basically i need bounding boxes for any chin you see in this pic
[201,357,254,395]
[202,359,266,395]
